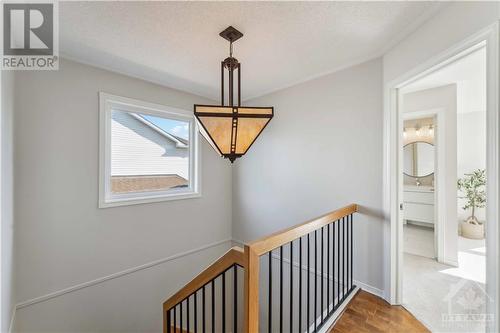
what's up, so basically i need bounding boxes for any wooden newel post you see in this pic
[244,245,260,333]
[163,308,169,333]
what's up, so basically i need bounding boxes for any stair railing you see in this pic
[164,204,358,333]
[163,247,246,333]
[244,203,358,333]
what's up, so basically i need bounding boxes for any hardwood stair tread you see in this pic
[328,290,429,333]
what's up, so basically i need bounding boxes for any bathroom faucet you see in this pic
[415,178,421,186]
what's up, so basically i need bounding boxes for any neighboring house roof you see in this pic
[172,134,188,146]
[130,113,188,148]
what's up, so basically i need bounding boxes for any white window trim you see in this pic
[98,92,201,208]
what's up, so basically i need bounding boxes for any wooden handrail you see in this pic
[243,203,357,333]
[163,246,246,312]
[247,203,358,256]
[163,204,358,333]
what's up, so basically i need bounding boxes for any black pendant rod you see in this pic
[220,26,243,108]
[229,56,233,107]
[221,61,224,105]
[238,63,241,107]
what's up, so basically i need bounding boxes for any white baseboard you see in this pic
[231,239,246,247]
[353,279,384,298]
[313,286,360,333]
[440,258,459,267]
[9,307,16,333]
[15,238,232,310]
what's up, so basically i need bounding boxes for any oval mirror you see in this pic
[403,141,434,178]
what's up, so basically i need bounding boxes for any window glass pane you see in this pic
[110,109,190,194]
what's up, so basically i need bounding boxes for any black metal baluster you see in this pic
[233,265,237,333]
[307,234,310,333]
[222,272,226,333]
[343,217,345,300]
[337,219,340,310]
[290,241,293,333]
[174,305,177,333]
[280,245,284,333]
[269,251,273,333]
[299,237,302,333]
[314,230,317,332]
[347,216,350,294]
[347,215,350,292]
[162,214,355,333]
[202,286,206,333]
[321,227,324,323]
[331,221,334,312]
[327,224,330,314]
[350,214,353,291]
[211,280,215,333]
[187,296,190,333]
[194,291,198,333]
[179,301,184,333]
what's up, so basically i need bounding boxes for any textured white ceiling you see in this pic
[60,1,443,101]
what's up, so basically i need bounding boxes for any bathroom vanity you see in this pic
[403,185,434,225]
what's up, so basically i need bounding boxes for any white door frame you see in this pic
[383,22,499,332]
[0,58,3,333]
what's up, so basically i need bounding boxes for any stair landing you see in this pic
[328,290,429,333]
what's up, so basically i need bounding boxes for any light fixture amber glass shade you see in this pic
[194,105,273,162]
[235,117,270,154]
[197,116,233,154]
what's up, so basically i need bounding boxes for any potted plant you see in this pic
[457,169,486,239]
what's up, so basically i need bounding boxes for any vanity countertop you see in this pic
[404,185,434,193]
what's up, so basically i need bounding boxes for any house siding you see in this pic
[111,110,189,179]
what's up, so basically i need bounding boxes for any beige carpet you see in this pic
[403,235,488,333]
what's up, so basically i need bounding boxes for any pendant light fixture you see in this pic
[194,26,274,163]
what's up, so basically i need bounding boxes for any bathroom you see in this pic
[399,45,487,332]
[403,117,436,259]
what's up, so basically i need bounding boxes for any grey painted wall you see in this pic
[13,242,230,333]
[457,111,486,221]
[232,58,385,291]
[2,70,15,332]
[12,59,232,331]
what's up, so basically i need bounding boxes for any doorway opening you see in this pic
[399,44,488,332]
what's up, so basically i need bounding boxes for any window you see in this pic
[99,93,200,207]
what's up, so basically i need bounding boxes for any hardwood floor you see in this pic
[329,290,430,333]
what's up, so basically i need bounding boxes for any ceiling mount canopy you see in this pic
[194,26,274,163]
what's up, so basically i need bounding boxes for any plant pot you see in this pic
[461,219,485,240]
